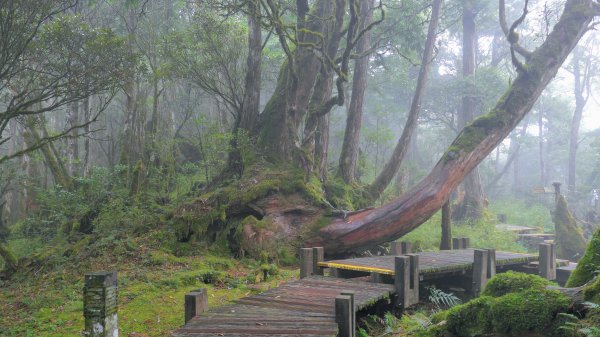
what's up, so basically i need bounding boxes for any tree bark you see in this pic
[67,101,79,176]
[453,4,485,221]
[309,0,597,254]
[440,200,452,250]
[368,0,443,199]
[338,0,373,183]
[240,1,262,134]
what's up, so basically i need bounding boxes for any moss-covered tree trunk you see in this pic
[554,195,587,261]
[308,0,599,254]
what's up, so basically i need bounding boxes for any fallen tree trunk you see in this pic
[309,0,599,254]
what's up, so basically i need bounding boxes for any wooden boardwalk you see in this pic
[172,244,569,337]
[172,276,393,337]
[319,249,536,277]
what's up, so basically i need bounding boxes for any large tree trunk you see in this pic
[257,1,330,162]
[453,4,485,221]
[309,0,597,254]
[368,0,443,199]
[338,0,374,183]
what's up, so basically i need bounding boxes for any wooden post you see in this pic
[392,241,413,255]
[394,255,419,309]
[185,288,208,324]
[462,237,470,249]
[83,271,118,337]
[472,249,489,296]
[300,248,313,279]
[340,290,356,337]
[390,241,402,255]
[401,242,413,254]
[335,295,353,337]
[312,247,324,276]
[539,243,556,280]
[487,248,497,280]
[452,238,463,250]
[407,254,419,305]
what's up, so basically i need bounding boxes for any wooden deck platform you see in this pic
[319,249,536,277]
[172,276,394,337]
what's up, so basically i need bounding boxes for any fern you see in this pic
[427,286,462,310]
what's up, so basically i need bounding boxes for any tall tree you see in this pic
[567,41,597,198]
[309,0,599,254]
[338,0,374,183]
[368,0,443,199]
[453,0,485,221]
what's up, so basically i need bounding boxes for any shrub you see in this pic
[482,271,554,297]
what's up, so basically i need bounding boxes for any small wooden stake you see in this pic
[185,288,208,324]
[472,249,488,296]
[539,243,556,280]
[312,247,324,276]
[300,248,313,279]
[335,295,353,337]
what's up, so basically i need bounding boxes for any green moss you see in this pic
[584,277,600,303]
[323,176,372,211]
[554,195,587,261]
[567,227,600,287]
[482,271,554,297]
[445,296,494,337]
[490,288,569,335]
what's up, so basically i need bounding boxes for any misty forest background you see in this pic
[1,0,600,336]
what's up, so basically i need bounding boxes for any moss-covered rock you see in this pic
[445,296,494,337]
[583,277,600,303]
[482,271,554,297]
[490,288,569,335]
[554,195,587,261]
[566,227,600,287]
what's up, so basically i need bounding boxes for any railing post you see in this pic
[300,248,314,279]
[472,249,489,296]
[539,243,556,280]
[340,290,356,337]
[335,295,353,337]
[185,288,208,324]
[394,255,419,309]
[487,248,497,280]
[452,238,462,250]
[83,271,118,337]
[462,237,470,249]
[391,241,413,255]
[312,247,324,276]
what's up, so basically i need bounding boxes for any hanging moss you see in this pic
[554,195,587,261]
[566,227,600,287]
[482,271,554,297]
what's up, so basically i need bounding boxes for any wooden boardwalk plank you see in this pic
[319,249,535,275]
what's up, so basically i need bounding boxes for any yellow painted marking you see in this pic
[318,262,394,275]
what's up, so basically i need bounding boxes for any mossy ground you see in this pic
[0,229,296,337]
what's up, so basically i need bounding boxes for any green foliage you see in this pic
[482,271,554,297]
[445,296,494,337]
[490,288,569,335]
[427,286,462,311]
[567,227,600,287]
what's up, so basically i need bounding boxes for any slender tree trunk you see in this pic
[440,200,452,250]
[338,0,373,183]
[539,100,546,186]
[568,46,587,198]
[368,0,443,199]
[308,0,597,254]
[82,97,91,177]
[454,4,485,221]
[67,102,80,176]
